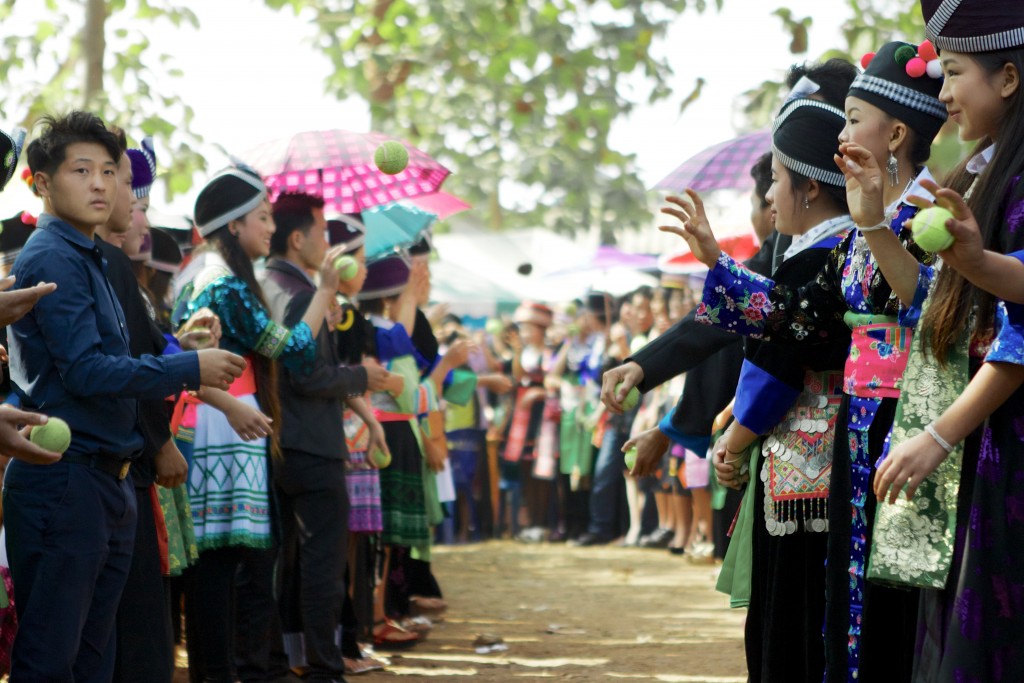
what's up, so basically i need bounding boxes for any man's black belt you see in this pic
[61,453,132,481]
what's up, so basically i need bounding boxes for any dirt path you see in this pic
[371,541,748,681]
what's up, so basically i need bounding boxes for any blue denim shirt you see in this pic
[8,214,200,459]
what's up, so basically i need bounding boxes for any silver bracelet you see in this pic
[723,448,747,464]
[925,423,954,454]
[857,220,889,233]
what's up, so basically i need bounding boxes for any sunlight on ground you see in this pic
[397,652,611,668]
[387,665,479,676]
[605,675,747,682]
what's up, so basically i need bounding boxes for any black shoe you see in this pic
[571,532,613,547]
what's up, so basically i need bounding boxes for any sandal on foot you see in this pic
[373,619,419,649]
[344,656,385,675]
[399,615,433,637]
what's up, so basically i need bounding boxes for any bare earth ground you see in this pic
[173,540,748,682]
[351,541,746,681]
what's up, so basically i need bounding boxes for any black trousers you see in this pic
[276,450,349,680]
[235,545,288,682]
[187,546,245,683]
[115,485,174,683]
[4,460,137,682]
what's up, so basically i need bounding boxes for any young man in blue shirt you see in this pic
[3,111,246,682]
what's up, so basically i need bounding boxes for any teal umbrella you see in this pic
[362,203,437,259]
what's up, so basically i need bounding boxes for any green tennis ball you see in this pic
[624,448,637,471]
[564,302,578,316]
[30,417,71,454]
[911,206,955,252]
[617,382,640,411]
[374,141,409,175]
[334,255,359,281]
[485,319,503,336]
[371,448,391,469]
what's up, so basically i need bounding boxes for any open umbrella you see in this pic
[548,245,656,275]
[362,203,438,260]
[657,233,760,273]
[533,267,660,299]
[241,130,450,214]
[655,129,771,193]
[405,191,470,220]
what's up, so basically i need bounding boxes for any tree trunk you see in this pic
[82,0,106,106]
[488,186,503,230]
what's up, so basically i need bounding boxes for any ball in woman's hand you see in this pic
[371,448,391,469]
[911,206,955,252]
[624,448,637,471]
[30,417,71,454]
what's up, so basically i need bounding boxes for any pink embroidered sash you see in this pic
[842,314,913,399]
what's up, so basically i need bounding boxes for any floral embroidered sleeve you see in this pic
[695,252,776,338]
[188,277,316,374]
[897,264,936,329]
[696,249,847,343]
[985,301,1024,366]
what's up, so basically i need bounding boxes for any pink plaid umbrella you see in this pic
[654,129,771,193]
[405,191,470,219]
[241,130,450,214]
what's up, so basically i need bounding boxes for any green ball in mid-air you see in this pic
[334,255,359,281]
[30,417,71,454]
[371,448,391,469]
[374,141,409,175]
[911,206,955,252]
[617,382,640,411]
[485,319,503,336]
[624,448,637,471]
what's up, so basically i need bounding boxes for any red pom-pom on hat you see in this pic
[860,52,876,69]
[906,57,928,78]
[918,40,938,62]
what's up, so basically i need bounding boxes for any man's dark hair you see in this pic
[269,192,326,256]
[26,111,121,177]
[107,126,128,154]
[750,152,773,209]
[631,285,653,302]
[785,58,857,110]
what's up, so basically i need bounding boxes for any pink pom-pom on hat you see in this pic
[906,57,928,78]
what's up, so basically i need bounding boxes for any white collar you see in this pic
[369,314,395,330]
[783,215,856,261]
[886,166,937,216]
[966,144,996,175]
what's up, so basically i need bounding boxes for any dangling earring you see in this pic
[803,196,810,210]
[887,151,899,187]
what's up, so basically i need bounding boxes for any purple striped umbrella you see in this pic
[654,129,771,193]
[240,130,450,214]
